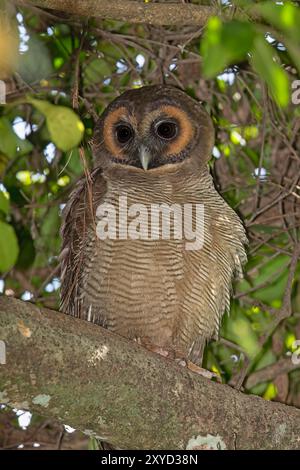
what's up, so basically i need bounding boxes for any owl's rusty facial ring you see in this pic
[102,104,196,171]
[153,105,194,158]
[103,106,136,159]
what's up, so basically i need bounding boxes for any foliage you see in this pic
[0,0,299,449]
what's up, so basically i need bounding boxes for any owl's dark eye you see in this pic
[115,124,133,144]
[155,121,178,140]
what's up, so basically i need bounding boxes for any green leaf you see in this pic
[201,18,255,78]
[239,253,293,304]
[285,39,300,74]
[15,226,36,269]
[254,1,300,42]
[17,35,53,83]
[227,316,260,359]
[64,148,83,175]
[0,192,9,215]
[87,437,100,450]
[40,206,60,241]
[0,220,19,272]
[28,99,85,151]
[251,36,289,107]
[263,382,277,401]
[0,117,33,159]
[84,59,112,84]
[98,41,123,61]
[254,349,276,372]
[120,72,131,87]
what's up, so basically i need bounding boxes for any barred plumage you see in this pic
[60,85,247,365]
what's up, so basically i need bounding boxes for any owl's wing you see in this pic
[59,167,106,317]
[180,186,248,365]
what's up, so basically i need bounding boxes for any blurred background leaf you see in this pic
[0,220,19,272]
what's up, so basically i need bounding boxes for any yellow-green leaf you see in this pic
[0,191,9,215]
[0,220,19,272]
[285,39,300,75]
[228,317,260,359]
[251,36,289,107]
[201,18,255,78]
[285,332,297,351]
[88,437,100,450]
[0,117,33,158]
[84,58,111,84]
[263,383,277,401]
[254,2,300,42]
[28,98,84,151]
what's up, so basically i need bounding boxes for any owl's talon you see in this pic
[136,337,173,358]
[177,359,221,382]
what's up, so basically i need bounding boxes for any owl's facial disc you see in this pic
[102,103,195,170]
[136,106,194,170]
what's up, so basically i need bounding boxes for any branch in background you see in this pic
[16,0,215,26]
[245,357,300,390]
[231,243,300,390]
[1,295,300,450]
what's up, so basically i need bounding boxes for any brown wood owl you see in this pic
[60,85,247,370]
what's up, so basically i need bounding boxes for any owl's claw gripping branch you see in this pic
[136,337,221,381]
[184,360,221,382]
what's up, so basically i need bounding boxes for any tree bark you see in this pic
[0,295,300,449]
[16,0,215,26]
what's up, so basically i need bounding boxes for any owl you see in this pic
[60,85,247,373]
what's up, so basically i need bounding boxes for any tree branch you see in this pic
[16,0,215,26]
[245,357,300,390]
[1,295,300,449]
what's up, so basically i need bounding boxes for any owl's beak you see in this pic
[139,145,152,171]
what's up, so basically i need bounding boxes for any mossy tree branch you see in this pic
[16,0,217,26]
[0,295,300,449]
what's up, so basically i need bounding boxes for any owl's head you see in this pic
[93,85,214,173]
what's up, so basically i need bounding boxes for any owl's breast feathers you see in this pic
[60,165,247,362]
